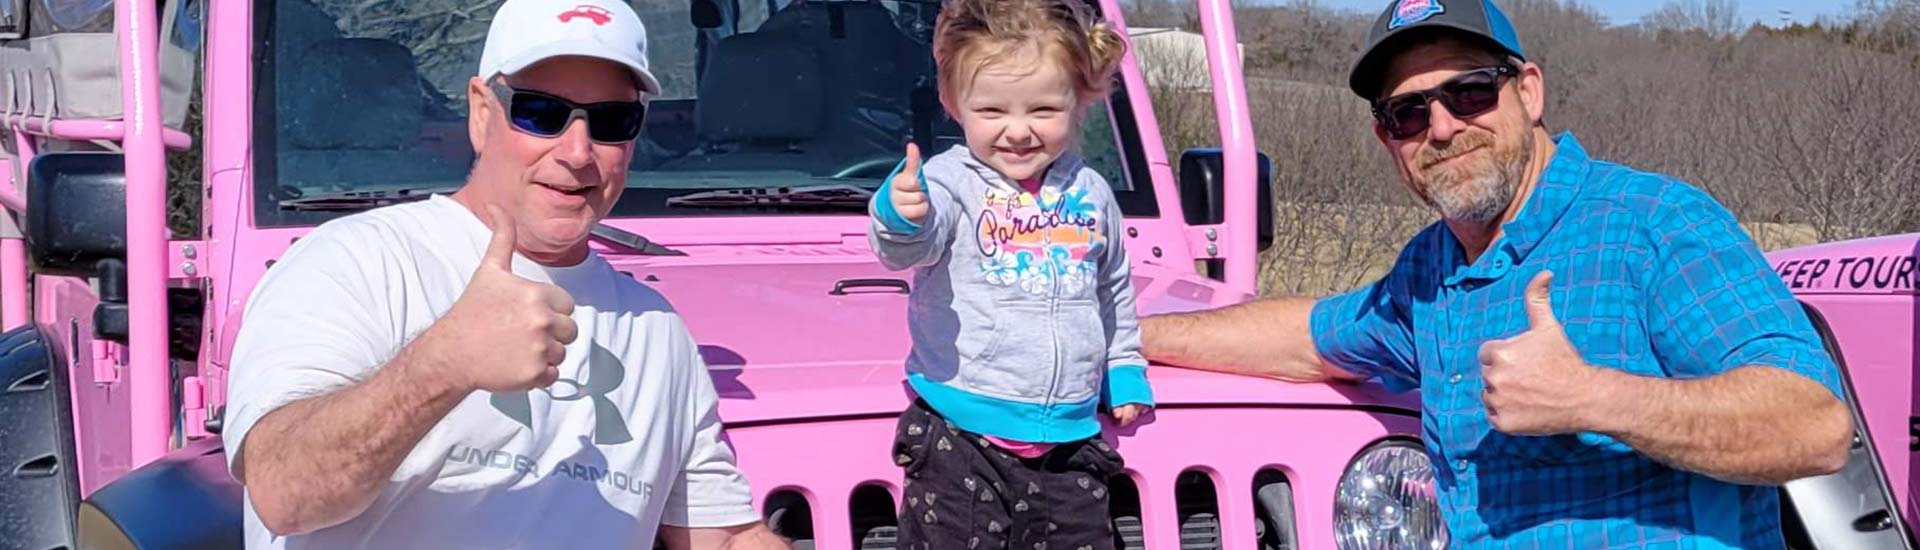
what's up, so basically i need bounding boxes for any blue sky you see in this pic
[1312,0,1862,27]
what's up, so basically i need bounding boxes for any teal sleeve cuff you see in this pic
[1103,365,1154,408]
[873,157,925,234]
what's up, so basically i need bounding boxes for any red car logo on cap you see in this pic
[557,5,612,25]
[1388,0,1444,29]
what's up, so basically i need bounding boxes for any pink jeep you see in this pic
[0,0,1904,549]
[1763,235,1918,549]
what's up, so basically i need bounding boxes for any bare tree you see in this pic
[1235,0,1367,84]
[1250,80,1431,296]
[1850,0,1920,52]
[1132,31,1222,161]
[1130,16,1432,297]
[1214,0,1920,296]
[1642,0,1745,37]
[1120,0,1193,29]
[1728,38,1920,243]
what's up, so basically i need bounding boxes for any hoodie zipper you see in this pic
[965,148,1075,437]
[1040,165,1065,436]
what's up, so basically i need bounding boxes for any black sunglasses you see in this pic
[488,81,647,144]
[1371,65,1517,140]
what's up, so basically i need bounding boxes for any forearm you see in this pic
[867,222,941,270]
[1140,296,1354,382]
[237,341,468,535]
[1584,365,1852,485]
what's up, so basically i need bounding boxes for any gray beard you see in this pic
[1423,132,1531,226]
[1431,167,1517,225]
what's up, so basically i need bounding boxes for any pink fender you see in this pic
[1767,233,1920,528]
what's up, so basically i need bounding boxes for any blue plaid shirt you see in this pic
[1311,133,1846,550]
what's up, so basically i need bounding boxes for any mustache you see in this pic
[1416,131,1497,170]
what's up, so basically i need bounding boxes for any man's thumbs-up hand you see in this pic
[417,205,576,394]
[1479,270,1608,436]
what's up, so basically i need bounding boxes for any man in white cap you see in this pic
[219,0,789,548]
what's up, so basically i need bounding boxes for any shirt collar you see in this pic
[1501,132,1591,262]
[1443,132,1592,285]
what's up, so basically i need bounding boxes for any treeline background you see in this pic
[1122,0,1920,295]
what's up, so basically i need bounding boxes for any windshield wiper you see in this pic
[276,187,684,256]
[276,186,455,211]
[664,184,872,210]
[590,223,686,256]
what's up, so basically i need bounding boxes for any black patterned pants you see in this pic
[892,399,1125,550]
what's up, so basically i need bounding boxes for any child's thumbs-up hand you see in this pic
[889,143,928,225]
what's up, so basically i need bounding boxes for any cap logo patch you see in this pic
[1388,0,1445,30]
[558,4,613,25]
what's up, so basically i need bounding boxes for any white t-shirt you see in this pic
[221,195,759,550]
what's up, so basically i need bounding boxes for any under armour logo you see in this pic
[557,5,613,25]
[491,342,633,445]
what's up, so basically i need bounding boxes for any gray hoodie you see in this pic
[867,144,1152,443]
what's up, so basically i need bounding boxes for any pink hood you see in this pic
[600,251,1420,424]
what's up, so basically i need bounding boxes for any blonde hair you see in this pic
[932,0,1127,112]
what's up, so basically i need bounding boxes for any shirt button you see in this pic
[1449,373,1463,384]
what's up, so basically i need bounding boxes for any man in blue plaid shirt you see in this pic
[1140,0,1854,548]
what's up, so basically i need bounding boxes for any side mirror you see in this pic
[1177,148,1274,254]
[20,152,203,356]
[19,152,202,358]
[23,152,127,277]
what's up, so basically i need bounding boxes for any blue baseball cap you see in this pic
[1348,0,1526,99]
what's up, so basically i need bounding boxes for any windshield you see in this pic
[254,0,1159,226]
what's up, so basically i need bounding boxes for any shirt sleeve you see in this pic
[867,158,961,271]
[1641,182,1845,400]
[1308,242,1423,393]
[660,318,762,529]
[221,222,399,476]
[1091,180,1151,409]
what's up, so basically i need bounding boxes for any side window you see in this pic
[629,0,697,99]
[1078,99,1131,191]
[1082,87,1161,217]
[0,0,22,38]
[30,0,113,33]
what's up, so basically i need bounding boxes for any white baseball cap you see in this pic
[477,0,662,95]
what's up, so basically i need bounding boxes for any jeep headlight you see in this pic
[1334,439,1447,550]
